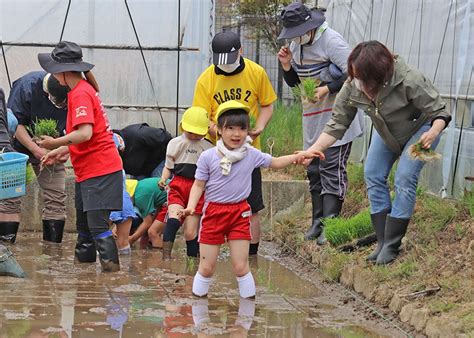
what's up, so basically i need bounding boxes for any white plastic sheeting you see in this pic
[322,0,474,197]
[0,0,213,112]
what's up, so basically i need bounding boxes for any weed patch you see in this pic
[413,195,456,241]
[320,247,350,281]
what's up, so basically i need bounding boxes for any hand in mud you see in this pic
[178,208,194,218]
[37,135,58,150]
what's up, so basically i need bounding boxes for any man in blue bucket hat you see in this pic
[0,88,26,278]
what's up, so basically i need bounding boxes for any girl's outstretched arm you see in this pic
[181,179,206,216]
[270,149,325,169]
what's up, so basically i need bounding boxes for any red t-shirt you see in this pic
[66,80,122,182]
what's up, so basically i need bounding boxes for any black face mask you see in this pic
[46,74,69,107]
[48,94,67,109]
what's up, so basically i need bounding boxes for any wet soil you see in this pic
[0,233,406,337]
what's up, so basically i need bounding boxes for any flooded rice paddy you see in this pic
[0,233,405,337]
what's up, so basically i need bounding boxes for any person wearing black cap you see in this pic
[37,41,123,272]
[277,3,364,245]
[0,72,68,245]
[193,30,278,256]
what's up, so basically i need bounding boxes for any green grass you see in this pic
[428,299,457,314]
[462,192,474,217]
[323,209,373,247]
[320,247,350,281]
[261,101,302,156]
[413,195,456,240]
[346,162,365,186]
[27,118,59,138]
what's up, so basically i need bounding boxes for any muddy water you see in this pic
[0,233,403,337]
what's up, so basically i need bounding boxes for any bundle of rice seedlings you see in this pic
[408,142,441,162]
[292,78,321,106]
[323,209,373,247]
[27,118,59,139]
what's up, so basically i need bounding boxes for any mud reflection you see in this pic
[0,234,401,337]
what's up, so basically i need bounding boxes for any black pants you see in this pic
[307,143,352,199]
[76,209,111,238]
[75,170,122,237]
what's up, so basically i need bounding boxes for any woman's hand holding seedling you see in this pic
[418,119,445,149]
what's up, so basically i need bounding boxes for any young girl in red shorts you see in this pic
[159,107,213,259]
[182,100,309,298]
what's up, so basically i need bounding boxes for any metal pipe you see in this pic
[175,0,181,137]
[1,41,198,52]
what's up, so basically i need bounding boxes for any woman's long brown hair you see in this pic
[347,41,394,98]
[84,71,100,92]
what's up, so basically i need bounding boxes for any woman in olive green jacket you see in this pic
[302,41,451,265]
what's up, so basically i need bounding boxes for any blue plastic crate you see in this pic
[0,152,29,200]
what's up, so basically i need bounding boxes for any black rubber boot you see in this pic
[0,244,26,278]
[318,194,343,246]
[74,232,97,263]
[366,210,390,262]
[94,231,120,272]
[162,241,174,261]
[376,216,410,265]
[42,220,65,243]
[0,221,20,244]
[249,242,259,256]
[304,190,324,240]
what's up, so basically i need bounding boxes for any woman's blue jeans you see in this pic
[364,124,441,219]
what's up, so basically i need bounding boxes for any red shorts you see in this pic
[155,204,168,223]
[167,175,204,215]
[199,200,252,245]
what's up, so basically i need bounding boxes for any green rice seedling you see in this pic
[292,78,321,104]
[323,209,372,247]
[408,142,441,161]
[27,118,59,139]
[26,163,36,185]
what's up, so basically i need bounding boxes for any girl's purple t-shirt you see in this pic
[195,146,272,203]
